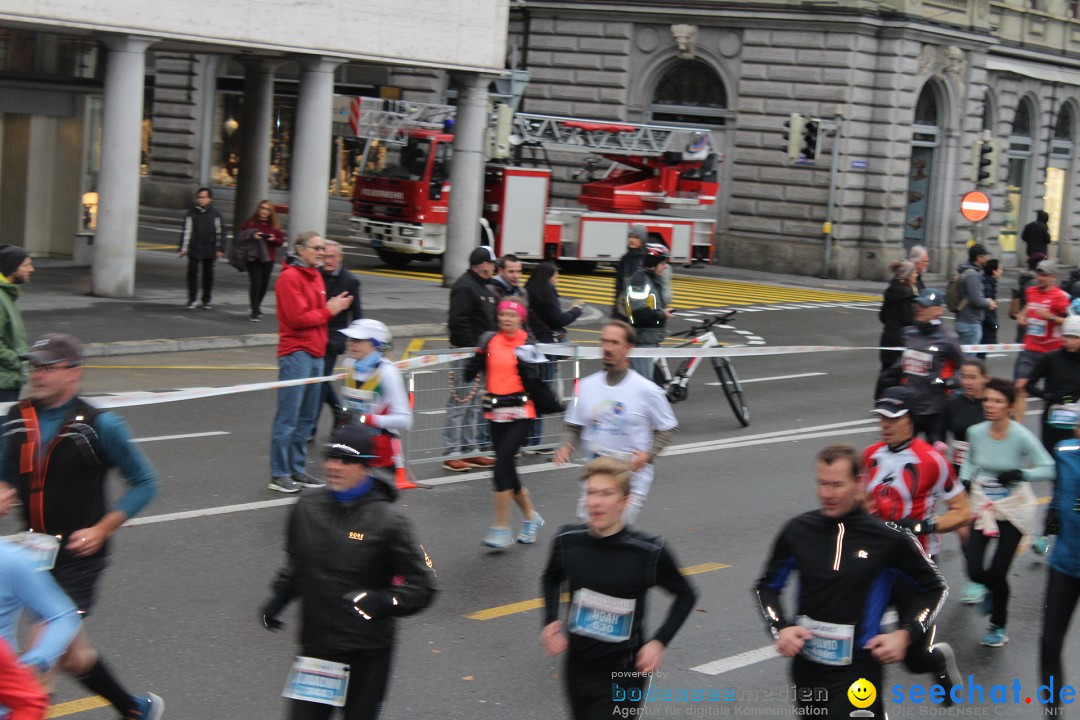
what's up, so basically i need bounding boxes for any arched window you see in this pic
[1055,104,1073,142]
[1012,100,1033,138]
[649,61,728,126]
[914,85,940,127]
[981,93,993,133]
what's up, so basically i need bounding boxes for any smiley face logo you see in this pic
[848,678,876,709]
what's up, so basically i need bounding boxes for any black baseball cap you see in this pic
[324,424,378,463]
[968,244,989,262]
[468,245,496,266]
[871,386,914,419]
[913,288,944,307]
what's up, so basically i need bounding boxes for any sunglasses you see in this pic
[29,363,78,373]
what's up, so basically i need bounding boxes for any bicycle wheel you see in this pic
[713,357,750,427]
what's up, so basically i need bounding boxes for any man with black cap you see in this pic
[953,243,996,348]
[0,333,164,720]
[0,244,32,402]
[862,385,968,702]
[261,424,437,719]
[442,246,498,472]
[880,288,965,443]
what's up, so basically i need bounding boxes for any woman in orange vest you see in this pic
[466,299,558,549]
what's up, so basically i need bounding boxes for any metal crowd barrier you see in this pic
[400,346,601,467]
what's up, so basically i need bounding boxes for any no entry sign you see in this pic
[960,191,990,222]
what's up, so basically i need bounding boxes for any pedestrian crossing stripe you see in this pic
[357,267,879,309]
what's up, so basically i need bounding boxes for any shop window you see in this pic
[649,61,728,126]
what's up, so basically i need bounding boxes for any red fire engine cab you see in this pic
[349,99,720,268]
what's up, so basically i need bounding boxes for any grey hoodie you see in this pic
[955,262,990,324]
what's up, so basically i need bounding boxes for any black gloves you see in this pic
[898,516,937,536]
[342,590,397,620]
[996,469,1024,487]
[261,594,289,631]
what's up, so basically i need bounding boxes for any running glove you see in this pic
[898,516,937,536]
[342,590,397,620]
[261,595,288,631]
[996,469,1024,487]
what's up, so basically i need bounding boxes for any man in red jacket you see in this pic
[269,232,353,493]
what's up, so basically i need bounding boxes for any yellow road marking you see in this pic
[47,695,109,718]
[464,562,730,621]
[402,338,425,360]
[136,243,175,251]
[359,267,876,307]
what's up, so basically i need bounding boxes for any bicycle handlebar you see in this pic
[670,310,737,338]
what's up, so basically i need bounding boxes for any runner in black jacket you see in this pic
[541,458,696,720]
[262,424,437,719]
[755,445,947,718]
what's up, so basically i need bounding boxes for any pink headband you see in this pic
[498,299,527,322]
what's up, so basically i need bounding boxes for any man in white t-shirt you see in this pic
[555,320,678,522]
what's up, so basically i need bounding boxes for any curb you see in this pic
[82,323,448,358]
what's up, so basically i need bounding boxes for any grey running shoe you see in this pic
[291,473,326,488]
[268,476,301,494]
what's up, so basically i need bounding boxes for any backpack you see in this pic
[621,271,663,328]
[945,269,970,314]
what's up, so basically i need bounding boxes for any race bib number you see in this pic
[283,657,350,707]
[341,386,378,416]
[568,588,636,643]
[486,406,529,423]
[952,441,970,468]
[796,616,855,666]
[901,349,933,377]
[977,475,1009,501]
[1027,317,1049,338]
[589,444,635,463]
[0,532,60,571]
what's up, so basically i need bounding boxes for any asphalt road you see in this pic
[1,284,1065,719]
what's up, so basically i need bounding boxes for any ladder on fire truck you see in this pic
[349,98,713,157]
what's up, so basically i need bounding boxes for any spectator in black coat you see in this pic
[316,240,362,432]
[1023,210,1052,262]
[979,258,1002,358]
[523,262,583,451]
[612,224,648,320]
[879,260,917,371]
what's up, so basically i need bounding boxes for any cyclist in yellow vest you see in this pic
[338,319,413,469]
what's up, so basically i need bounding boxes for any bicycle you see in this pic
[650,311,751,427]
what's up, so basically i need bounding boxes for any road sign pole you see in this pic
[821,112,843,278]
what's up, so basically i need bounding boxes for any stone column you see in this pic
[92,34,156,298]
[288,56,342,240]
[233,59,280,231]
[444,72,490,287]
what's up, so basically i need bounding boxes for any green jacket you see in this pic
[0,278,27,391]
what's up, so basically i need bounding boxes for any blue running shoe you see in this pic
[981,624,1008,648]
[129,692,165,720]
[1033,536,1050,556]
[482,527,514,549]
[517,513,544,544]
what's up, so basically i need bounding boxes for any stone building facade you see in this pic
[390,0,1080,279]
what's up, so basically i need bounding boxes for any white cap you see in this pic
[340,319,392,347]
[1063,315,1080,338]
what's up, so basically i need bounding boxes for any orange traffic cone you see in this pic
[395,465,419,490]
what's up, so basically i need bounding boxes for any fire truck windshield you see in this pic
[365,139,432,181]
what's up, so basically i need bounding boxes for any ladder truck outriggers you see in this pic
[348,97,721,269]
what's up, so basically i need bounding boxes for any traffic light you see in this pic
[783,113,804,163]
[802,119,820,161]
[973,139,998,187]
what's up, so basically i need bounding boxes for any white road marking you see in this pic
[133,431,230,443]
[419,409,448,415]
[127,498,298,526]
[986,353,1006,358]
[706,372,826,386]
[692,612,898,675]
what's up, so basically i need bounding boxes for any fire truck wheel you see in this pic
[376,249,415,268]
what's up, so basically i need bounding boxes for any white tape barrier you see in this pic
[1,343,1019,411]
[535,342,1026,359]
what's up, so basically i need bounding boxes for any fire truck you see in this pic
[348,98,720,268]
